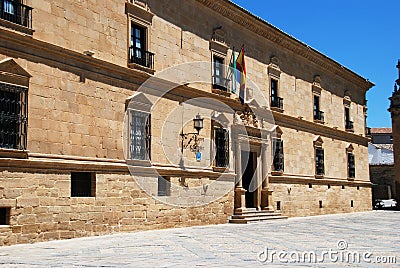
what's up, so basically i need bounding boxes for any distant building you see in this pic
[368,128,394,201]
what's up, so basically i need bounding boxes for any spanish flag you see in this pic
[236,47,246,105]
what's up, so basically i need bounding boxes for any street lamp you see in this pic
[181,114,204,153]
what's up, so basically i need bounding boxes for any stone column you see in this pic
[261,142,274,211]
[234,140,246,213]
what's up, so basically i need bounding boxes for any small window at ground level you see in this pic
[0,207,10,225]
[71,172,96,197]
[319,200,323,208]
[351,200,354,207]
[157,176,170,196]
[276,201,281,211]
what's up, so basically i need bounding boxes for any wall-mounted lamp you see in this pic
[180,114,204,153]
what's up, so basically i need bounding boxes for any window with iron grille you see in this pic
[315,147,324,176]
[215,127,229,167]
[272,138,284,172]
[71,172,96,197]
[129,110,151,160]
[348,153,355,178]
[0,82,27,150]
[158,176,170,196]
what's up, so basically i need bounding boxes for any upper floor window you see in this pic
[129,23,154,70]
[313,95,324,123]
[272,138,284,172]
[129,110,151,160]
[270,79,283,110]
[0,83,27,150]
[348,153,355,179]
[345,107,354,131]
[212,56,228,92]
[314,136,324,177]
[214,127,229,167]
[315,147,325,176]
[0,0,32,29]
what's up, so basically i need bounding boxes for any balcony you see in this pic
[314,110,324,123]
[345,120,354,132]
[273,158,284,173]
[271,96,283,111]
[0,1,32,28]
[212,75,230,94]
[129,47,154,70]
[316,165,324,176]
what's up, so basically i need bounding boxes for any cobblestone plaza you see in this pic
[0,211,398,267]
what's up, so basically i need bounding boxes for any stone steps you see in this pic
[229,209,288,224]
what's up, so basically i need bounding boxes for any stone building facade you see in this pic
[389,60,400,207]
[0,0,373,245]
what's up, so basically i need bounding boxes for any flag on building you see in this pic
[229,48,237,94]
[236,46,246,105]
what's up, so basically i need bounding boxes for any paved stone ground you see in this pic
[0,211,399,267]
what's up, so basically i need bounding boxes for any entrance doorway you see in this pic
[241,151,257,208]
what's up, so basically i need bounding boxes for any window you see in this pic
[348,153,355,178]
[313,95,324,122]
[157,176,170,196]
[270,79,283,109]
[129,110,151,160]
[0,207,10,225]
[272,138,284,172]
[0,0,32,28]
[315,147,324,176]
[345,107,354,131]
[212,56,228,91]
[214,127,229,167]
[0,83,27,150]
[276,201,281,211]
[71,172,96,197]
[129,23,154,69]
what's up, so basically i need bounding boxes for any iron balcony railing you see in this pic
[212,75,230,92]
[0,1,32,28]
[273,157,284,172]
[129,46,154,70]
[345,120,354,130]
[314,110,325,122]
[316,165,325,176]
[271,96,283,110]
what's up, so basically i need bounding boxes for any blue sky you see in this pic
[231,0,399,128]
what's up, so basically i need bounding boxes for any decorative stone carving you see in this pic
[268,56,281,78]
[237,107,258,128]
[312,75,322,95]
[210,27,228,55]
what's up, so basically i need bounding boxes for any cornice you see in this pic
[196,0,374,91]
[269,175,372,187]
[272,111,369,146]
